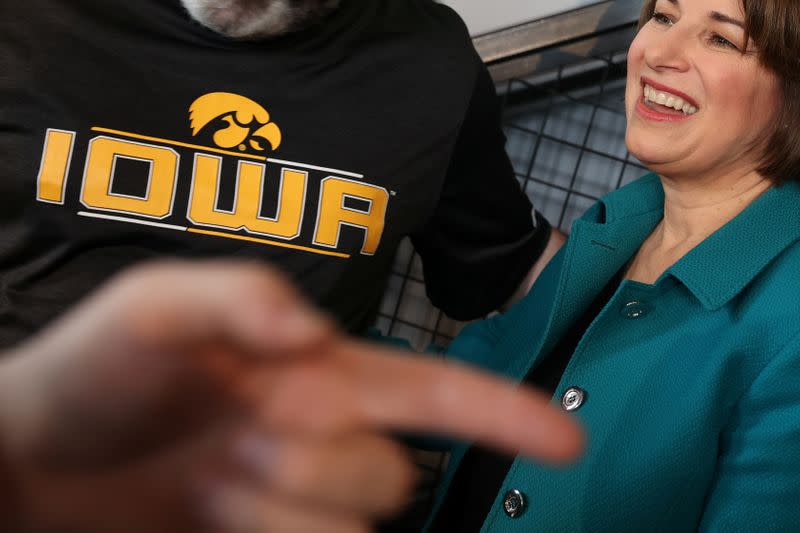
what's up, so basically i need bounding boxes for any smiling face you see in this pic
[625,0,781,182]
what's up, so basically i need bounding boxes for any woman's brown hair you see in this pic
[638,0,800,183]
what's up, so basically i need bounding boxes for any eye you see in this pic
[709,33,739,50]
[651,11,674,26]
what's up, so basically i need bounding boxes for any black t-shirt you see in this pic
[0,0,548,346]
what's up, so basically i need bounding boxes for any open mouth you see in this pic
[639,77,699,119]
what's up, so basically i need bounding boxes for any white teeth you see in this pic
[643,84,698,115]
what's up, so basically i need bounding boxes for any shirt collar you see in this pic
[593,173,800,310]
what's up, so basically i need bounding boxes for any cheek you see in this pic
[750,76,781,128]
[708,67,775,128]
[698,66,780,166]
[625,44,644,107]
[716,72,750,114]
[628,24,654,64]
[626,32,647,75]
[625,31,651,102]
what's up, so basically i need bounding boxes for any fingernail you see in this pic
[232,432,280,481]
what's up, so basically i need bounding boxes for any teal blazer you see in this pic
[426,174,800,532]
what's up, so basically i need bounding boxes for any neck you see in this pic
[658,169,772,247]
[625,169,772,284]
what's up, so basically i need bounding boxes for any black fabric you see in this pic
[411,71,553,320]
[429,270,624,532]
[0,439,21,530]
[0,0,549,347]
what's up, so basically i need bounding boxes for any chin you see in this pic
[180,0,341,39]
[626,124,679,169]
[625,128,654,166]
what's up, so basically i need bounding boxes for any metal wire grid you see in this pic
[373,48,647,351]
[376,48,647,532]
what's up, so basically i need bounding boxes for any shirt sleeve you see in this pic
[698,331,800,532]
[411,63,551,321]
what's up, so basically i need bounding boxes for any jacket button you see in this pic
[561,387,586,412]
[503,489,526,518]
[622,300,649,319]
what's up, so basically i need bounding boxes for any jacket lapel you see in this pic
[502,182,664,381]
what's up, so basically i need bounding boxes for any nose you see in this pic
[644,25,691,73]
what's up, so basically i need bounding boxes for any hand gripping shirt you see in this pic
[0,0,549,345]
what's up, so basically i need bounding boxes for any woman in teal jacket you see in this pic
[423,0,800,531]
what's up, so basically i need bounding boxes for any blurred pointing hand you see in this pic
[0,261,583,532]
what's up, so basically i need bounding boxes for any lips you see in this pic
[642,77,699,108]
[636,76,700,122]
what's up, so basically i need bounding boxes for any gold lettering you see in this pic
[313,177,389,256]
[188,154,306,239]
[81,137,178,218]
[37,129,76,204]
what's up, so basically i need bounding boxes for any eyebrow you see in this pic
[709,11,745,28]
[664,0,746,28]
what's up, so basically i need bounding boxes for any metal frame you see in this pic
[474,0,642,82]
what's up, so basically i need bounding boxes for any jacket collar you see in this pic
[520,176,664,374]
[512,173,800,380]
[594,173,800,310]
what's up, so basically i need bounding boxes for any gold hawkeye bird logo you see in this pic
[189,92,282,153]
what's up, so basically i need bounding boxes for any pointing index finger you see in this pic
[262,340,584,464]
[343,341,584,463]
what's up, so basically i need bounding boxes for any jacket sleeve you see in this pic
[446,315,503,363]
[698,331,800,531]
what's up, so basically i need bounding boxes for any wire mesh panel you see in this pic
[373,48,646,350]
[502,50,647,229]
